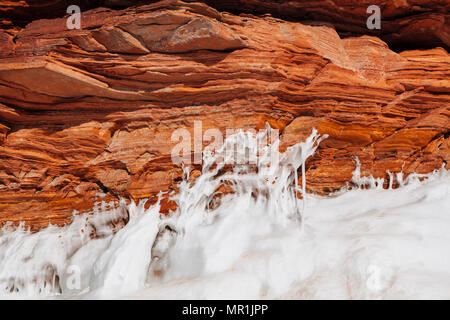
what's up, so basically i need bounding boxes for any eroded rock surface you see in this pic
[1,0,449,50]
[0,0,448,229]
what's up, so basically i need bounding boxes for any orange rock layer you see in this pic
[0,0,448,230]
[1,0,449,50]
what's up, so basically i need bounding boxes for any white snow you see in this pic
[0,128,449,299]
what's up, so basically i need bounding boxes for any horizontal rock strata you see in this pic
[0,0,448,229]
[1,0,449,50]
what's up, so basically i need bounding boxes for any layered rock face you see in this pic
[2,0,449,50]
[198,0,450,50]
[0,0,448,229]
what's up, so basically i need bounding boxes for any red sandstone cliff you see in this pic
[0,0,448,230]
[2,0,449,50]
